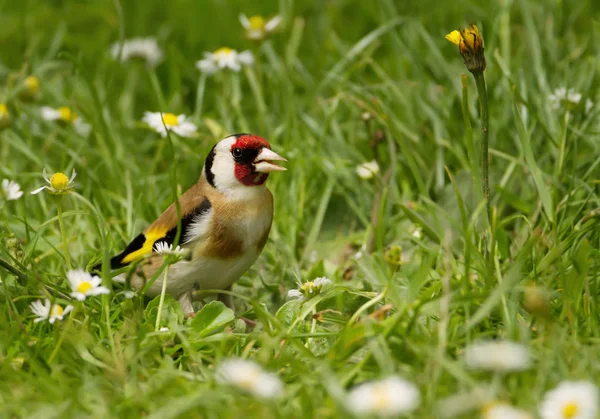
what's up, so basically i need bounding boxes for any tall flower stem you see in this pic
[55,196,71,268]
[473,71,490,222]
[155,261,170,331]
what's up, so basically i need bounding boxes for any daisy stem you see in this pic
[55,196,71,268]
[155,261,170,331]
[193,73,207,121]
[473,71,490,224]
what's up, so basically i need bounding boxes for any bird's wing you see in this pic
[109,185,213,269]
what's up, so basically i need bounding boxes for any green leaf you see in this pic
[513,92,555,222]
[190,301,235,337]
[144,295,184,328]
[276,300,301,327]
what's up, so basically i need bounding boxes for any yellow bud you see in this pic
[49,172,69,190]
[523,284,551,318]
[24,76,40,94]
[445,24,486,73]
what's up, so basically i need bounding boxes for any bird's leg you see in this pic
[179,291,195,318]
[217,286,234,309]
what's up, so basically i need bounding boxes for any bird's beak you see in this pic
[253,148,287,173]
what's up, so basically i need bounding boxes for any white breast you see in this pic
[143,204,272,298]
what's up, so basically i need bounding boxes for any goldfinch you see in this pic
[98,134,286,315]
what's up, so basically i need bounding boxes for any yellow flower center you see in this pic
[372,384,390,410]
[248,15,266,30]
[58,106,76,123]
[161,113,179,126]
[77,281,93,294]
[51,305,64,316]
[239,369,260,390]
[24,76,40,94]
[0,104,8,118]
[214,47,233,56]
[49,172,69,190]
[563,402,579,418]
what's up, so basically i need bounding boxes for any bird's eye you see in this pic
[232,148,243,158]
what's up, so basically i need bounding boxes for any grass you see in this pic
[1,0,600,417]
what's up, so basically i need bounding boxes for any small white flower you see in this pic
[142,112,197,138]
[159,327,170,332]
[30,299,74,324]
[287,277,332,301]
[464,340,531,372]
[153,242,187,258]
[287,289,304,301]
[67,269,110,301]
[585,99,593,113]
[539,381,598,419]
[123,290,136,299]
[549,87,585,110]
[347,376,420,417]
[410,226,423,239]
[196,47,254,74]
[2,179,23,201]
[313,277,332,289]
[484,403,533,419]
[41,106,90,135]
[356,160,380,179]
[110,37,163,67]
[217,358,283,399]
[239,14,282,40]
[31,169,76,195]
[73,119,91,137]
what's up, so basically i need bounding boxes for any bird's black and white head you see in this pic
[203,134,286,198]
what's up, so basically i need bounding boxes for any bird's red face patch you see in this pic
[231,135,271,186]
[232,134,271,150]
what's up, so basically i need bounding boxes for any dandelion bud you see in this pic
[445,24,486,74]
[523,284,551,318]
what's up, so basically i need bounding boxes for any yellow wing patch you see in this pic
[121,227,168,264]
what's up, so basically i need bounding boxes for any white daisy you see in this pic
[40,106,91,136]
[142,112,197,138]
[464,340,531,372]
[484,403,533,419]
[30,299,74,324]
[239,14,282,40]
[539,381,598,419]
[549,87,588,110]
[346,376,420,417]
[196,47,254,74]
[110,37,163,67]
[410,226,423,239]
[31,169,76,195]
[287,277,332,302]
[356,160,380,179]
[67,269,110,301]
[153,242,188,260]
[2,179,23,201]
[217,358,283,399]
